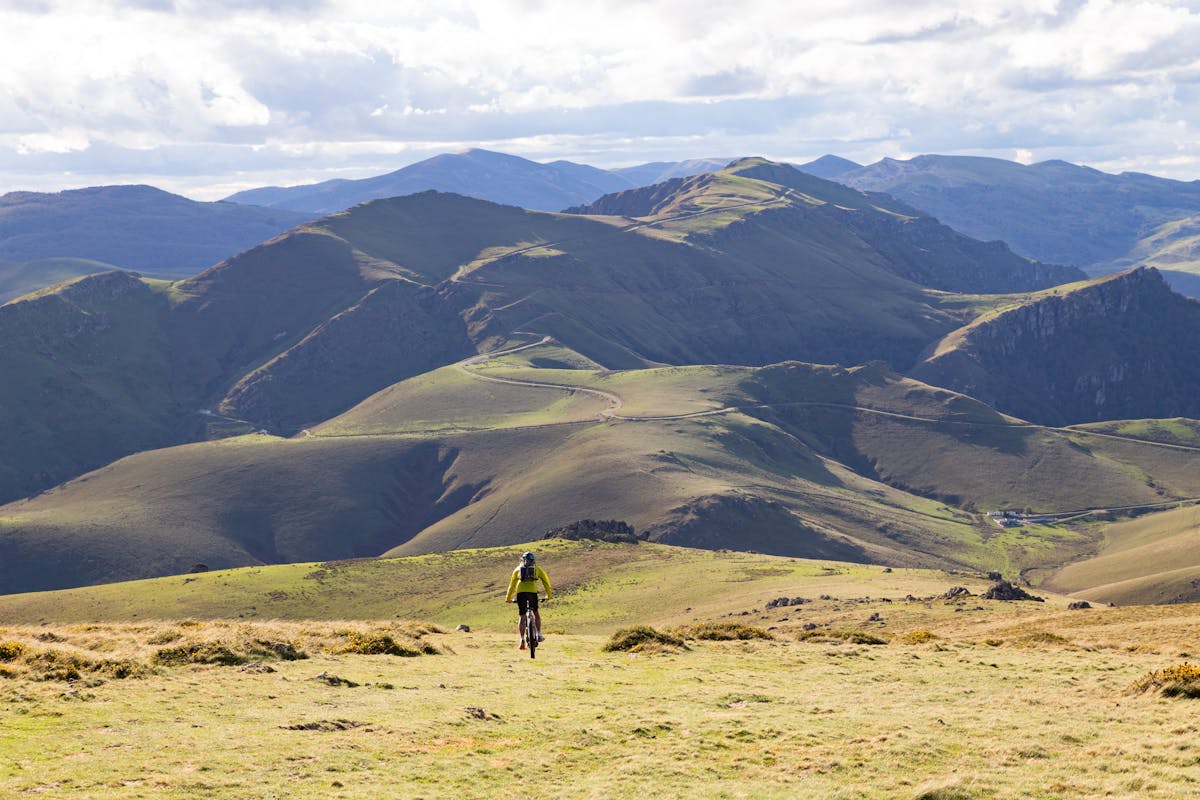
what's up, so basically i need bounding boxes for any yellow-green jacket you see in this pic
[505,565,552,601]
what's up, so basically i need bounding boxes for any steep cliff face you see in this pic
[912,268,1200,425]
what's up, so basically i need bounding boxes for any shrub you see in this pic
[672,622,774,641]
[1129,663,1200,698]
[897,630,939,644]
[331,632,424,657]
[914,788,977,800]
[152,642,246,666]
[1017,631,1071,647]
[796,629,887,645]
[602,626,686,653]
[0,641,26,662]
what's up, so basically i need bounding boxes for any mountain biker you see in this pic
[505,551,553,650]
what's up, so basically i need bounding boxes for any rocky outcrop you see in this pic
[912,268,1200,425]
[543,519,640,544]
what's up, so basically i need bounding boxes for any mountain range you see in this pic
[5,157,1200,605]
[837,155,1200,296]
[0,185,311,285]
[10,149,1200,306]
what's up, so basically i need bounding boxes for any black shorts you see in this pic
[516,592,539,615]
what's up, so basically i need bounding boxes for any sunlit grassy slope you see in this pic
[0,257,125,304]
[0,539,987,629]
[1045,503,1200,605]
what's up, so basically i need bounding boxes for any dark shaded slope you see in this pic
[0,185,310,276]
[221,280,474,430]
[912,268,1200,425]
[0,437,486,593]
[0,272,183,503]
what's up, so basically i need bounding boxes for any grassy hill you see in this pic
[1043,504,1200,605]
[0,272,186,504]
[0,160,1092,503]
[0,257,124,304]
[5,335,1200,599]
[0,538,990,628]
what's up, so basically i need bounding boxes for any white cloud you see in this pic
[0,0,1198,197]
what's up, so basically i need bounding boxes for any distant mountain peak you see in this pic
[796,154,862,180]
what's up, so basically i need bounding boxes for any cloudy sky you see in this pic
[2,0,1198,199]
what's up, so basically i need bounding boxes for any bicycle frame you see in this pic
[524,603,539,659]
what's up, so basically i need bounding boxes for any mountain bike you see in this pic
[523,597,545,659]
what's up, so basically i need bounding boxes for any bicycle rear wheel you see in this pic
[526,611,537,659]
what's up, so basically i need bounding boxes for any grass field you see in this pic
[3,543,1200,799]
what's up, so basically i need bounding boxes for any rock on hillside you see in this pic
[911,268,1200,425]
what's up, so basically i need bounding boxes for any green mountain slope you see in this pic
[3,162,1199,600]
[0,257,123,304]
[2,157,1091,498]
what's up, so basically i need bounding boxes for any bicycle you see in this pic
[523,596,545,659]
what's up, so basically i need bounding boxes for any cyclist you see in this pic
[505,551,553,650]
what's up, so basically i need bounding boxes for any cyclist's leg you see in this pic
[516,594,531,647]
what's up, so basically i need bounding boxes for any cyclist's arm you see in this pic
[504,569,520,602]
[537,566,553,600]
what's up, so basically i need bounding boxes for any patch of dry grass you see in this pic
[0,619,440,683]
[5,622,1200,798]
